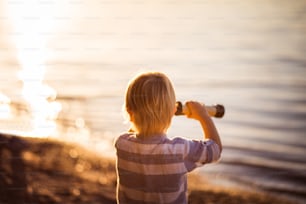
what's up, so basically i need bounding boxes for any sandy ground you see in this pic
[0,133,297,204]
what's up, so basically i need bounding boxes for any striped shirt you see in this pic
[115,133,221,204]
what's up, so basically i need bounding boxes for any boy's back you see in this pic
[115,132,220,203]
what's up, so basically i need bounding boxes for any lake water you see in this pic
[0,0,306,203]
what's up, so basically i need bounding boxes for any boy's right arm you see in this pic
[185,101,222,152]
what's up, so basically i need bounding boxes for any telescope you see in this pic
[175,101,225,118]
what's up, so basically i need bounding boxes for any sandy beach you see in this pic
[0,133,298,204]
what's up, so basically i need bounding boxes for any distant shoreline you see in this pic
[0,132,299,204]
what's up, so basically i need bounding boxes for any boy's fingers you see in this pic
[185,101,194,118]
[185,102,190,117]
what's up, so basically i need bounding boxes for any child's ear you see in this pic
[127,109,134,122]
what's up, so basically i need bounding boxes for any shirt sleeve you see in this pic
[184,139,221,172]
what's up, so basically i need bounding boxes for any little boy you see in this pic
[115,72,222,204]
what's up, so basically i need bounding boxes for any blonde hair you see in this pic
[125,72,176,136]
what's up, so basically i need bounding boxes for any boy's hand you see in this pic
[185,101,209,121]
[186,100,223,152]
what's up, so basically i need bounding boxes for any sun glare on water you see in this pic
[6,1,62,137]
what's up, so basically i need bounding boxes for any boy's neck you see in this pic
[135,132,167,139]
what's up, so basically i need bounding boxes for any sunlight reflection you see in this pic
[7,1,61,137]
[0,93,11,119]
